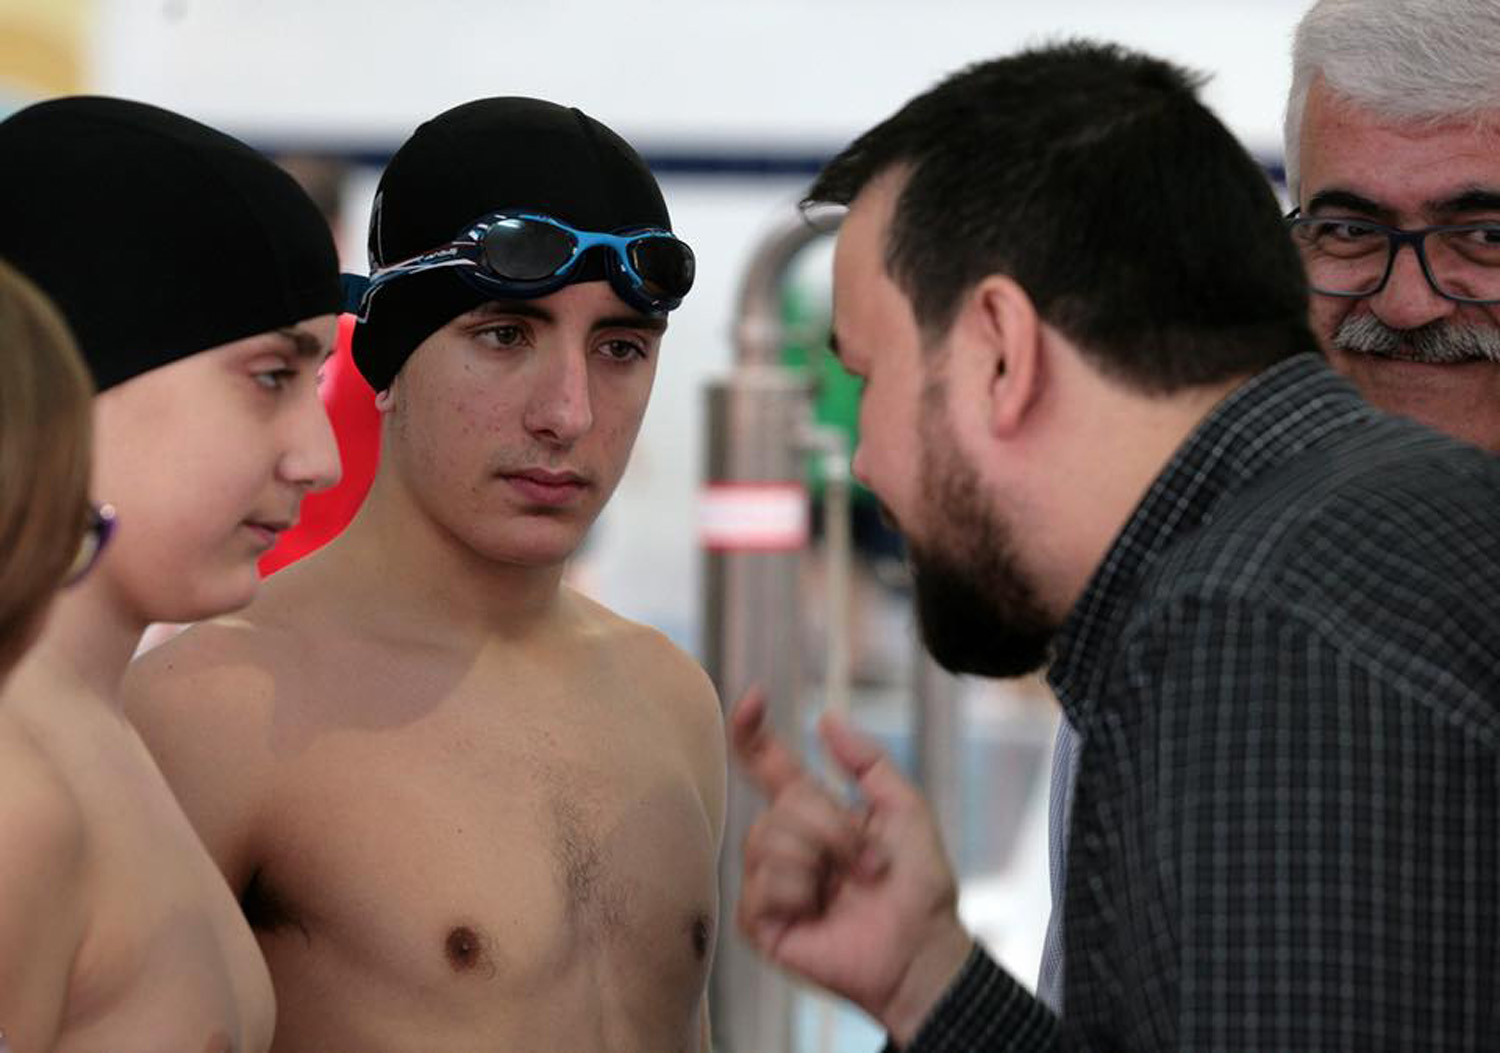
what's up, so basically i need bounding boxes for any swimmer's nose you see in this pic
[524,348,593,445]
[282,381,342,492]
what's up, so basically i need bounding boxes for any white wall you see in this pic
[96,0,1309,154]
[89,0,1315,650]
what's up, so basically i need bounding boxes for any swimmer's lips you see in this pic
[500,468,591,507]
[243,518,293,549]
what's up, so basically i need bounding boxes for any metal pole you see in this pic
[703,209,844,1053]
[802,425,853,723]
[731,208,841,369]
[703,369,810,1053]
[801,425,853,1053]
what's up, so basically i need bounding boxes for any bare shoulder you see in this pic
[0,720,87,875]
[0,719,88,1032]
[564,590,727,836]
[126,612,298,731]
[125,566,324,727]
[566,589,721,725]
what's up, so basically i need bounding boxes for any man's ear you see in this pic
[955,274,1042,438]
[374,383,397,414]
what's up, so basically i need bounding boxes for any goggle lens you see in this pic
[630,236,696,300]
[481,218,577,282]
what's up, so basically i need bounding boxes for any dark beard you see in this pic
[910,537,1054,678]
[908,396,1055,678]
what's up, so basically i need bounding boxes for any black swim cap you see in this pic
[0,96,340,392]
[351,97,672,392]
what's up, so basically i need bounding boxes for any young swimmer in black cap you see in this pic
[127,98,726,1051]
[0,96,341,1052]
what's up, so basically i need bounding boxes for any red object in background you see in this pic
[259,314,382,576]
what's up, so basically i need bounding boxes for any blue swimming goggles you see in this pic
[346,211,695,320]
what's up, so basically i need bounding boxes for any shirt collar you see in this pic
[1045,353,1375,726]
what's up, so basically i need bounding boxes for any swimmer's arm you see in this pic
[652,650,724,1053]
[681,664,723,1053]
[675,660,727,850]
[0,773,86,1052]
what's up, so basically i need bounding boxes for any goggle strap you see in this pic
[355,256,482,322]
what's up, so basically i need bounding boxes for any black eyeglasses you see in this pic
[1286,209,1500,304]
[63,503,116,587]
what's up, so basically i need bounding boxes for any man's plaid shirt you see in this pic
[900,354,1500,1051]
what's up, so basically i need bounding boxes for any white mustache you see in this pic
[1335,314,1500,365]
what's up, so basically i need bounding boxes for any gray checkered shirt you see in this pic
[893,354,1500,1051]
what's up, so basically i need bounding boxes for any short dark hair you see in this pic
[807,41,1321,392]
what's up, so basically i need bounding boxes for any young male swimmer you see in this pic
[127,97,727,1052]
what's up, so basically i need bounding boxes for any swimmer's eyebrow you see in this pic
[468,299,668,335]
[275,327,333,363]
[595,313,668,335]
[469,299,555,324]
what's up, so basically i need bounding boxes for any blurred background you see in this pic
[1,2,1309,1047]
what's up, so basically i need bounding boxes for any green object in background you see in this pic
[779,277,869,499]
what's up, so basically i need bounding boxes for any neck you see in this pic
[9,577,148,707]
[322,463,572,643]
[1042,377,1244,618]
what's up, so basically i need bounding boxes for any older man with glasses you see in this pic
[1284,0,1500,453]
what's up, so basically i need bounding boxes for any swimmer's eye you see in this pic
[475,323,530,350]
[253,367,299,391]
[596,337,650,363]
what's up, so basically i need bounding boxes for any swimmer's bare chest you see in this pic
[247,659,717,1053]
[43,713,273,1053]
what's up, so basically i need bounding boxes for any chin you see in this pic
[470,526,589,570]
[163,566,262,623]
[914,570,1054,679]
[906,522,1056,680]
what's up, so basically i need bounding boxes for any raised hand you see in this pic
[729,689,975,1044]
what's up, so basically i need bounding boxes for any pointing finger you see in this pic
[729,686,806,797]
[819,712,915,811]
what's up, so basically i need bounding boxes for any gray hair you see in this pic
[1284,0,1500,197]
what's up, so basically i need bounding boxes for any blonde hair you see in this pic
[0,259,94,673]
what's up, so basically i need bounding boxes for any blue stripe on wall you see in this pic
[247,137,1285,186]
